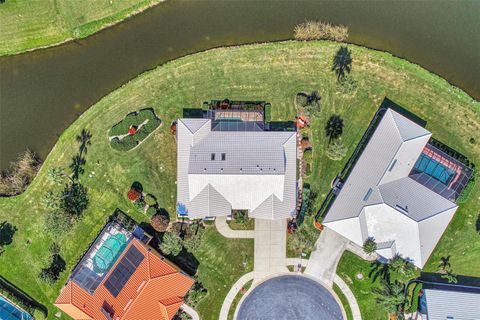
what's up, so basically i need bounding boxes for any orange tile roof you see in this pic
[55,239,193,320]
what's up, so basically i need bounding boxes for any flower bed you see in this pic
[109,108,161,151]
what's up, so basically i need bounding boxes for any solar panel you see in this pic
[104,245,145,297]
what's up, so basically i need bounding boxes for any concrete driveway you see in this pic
[237,275,343,320]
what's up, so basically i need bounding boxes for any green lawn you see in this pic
[0,0,163,56]
[0,41,478,319]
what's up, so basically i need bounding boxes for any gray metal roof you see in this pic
[424,288,480,320]
[379,177,458,222]
[176,118,297,219]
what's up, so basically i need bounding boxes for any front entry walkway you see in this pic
[304,227,349,286]
[253,219,289,281]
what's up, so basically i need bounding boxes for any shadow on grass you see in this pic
[0,275,48,317]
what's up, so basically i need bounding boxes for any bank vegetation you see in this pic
[294,20,349,41]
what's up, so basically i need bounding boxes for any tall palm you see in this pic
[374,280,406,315]
[76,129,92,155]
[332,46,352,81]
[438,255,451,273]
[325,115,344,144]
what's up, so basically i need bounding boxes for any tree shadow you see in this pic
[369,260,391,283]
[0,221,17,248]
[169,248,200,276]
[131,181,143,193]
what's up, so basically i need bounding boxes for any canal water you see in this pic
[0,0,479,169]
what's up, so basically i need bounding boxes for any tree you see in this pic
[374,280,406,317]
[185,280,208,308]
[326,139,348,160]
[45,211,72,235]
[151,214,170,232]
[370,260,391,283]
[61,183,89,217]
[363,237,377,254]
[438,255,451,273]
[160,232,182,256]
[76,129,92,156]
[0,221,17,255]
[325,115,344,144]
[389,254,406,273]
[332,46,352,81]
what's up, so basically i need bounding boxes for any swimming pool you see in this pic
[0,296,33,320]
[413,154,456,185]
[92,233,127,273]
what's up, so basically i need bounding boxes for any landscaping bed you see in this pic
[109,108,161,151]
[0,41,477,320]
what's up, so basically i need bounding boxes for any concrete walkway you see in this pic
[334,275,362,320]
[181,303,200,320]
[253,219,289,281]
[219,272,254,320]
[215,216,255,238]
[304,227,349,286]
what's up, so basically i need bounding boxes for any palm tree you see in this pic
[438,255,451,273]
[76,129,92,156]
[332,46,352,81]
[389,254,406,273]
[374,280,406,317]
[325,115,344,144]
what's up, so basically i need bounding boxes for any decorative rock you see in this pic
[356,273,364,280]
[55,312,62,318]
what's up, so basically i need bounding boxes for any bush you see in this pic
[183,223,205,253]
[143,117,161,133]
[294,20,349,41]
[109,120,130,136]
[38,244,65,285]
[146,206,157,217]
[137,108,157,122]
[288,223,318,255]
[144,194,157,207]
[233,210,248,224]
[185,281,208,308]
[295,93,308,108]
[337,75,358,94]
[133,126,149,141]
[151,214,169,232]
[363,237,377,254]
[326,139,348,160]
[160,232,182,256]
[111,135,137,151]
[264,103,272,122]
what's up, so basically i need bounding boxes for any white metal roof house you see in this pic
[176,105,297,220]
[420,285,480,320]
[323,106,471,268]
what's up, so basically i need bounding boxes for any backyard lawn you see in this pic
[0,0,163,56]
[0,41,478,319]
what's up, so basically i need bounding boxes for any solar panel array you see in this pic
[104,245,145,297]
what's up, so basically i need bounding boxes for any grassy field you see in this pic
[0,41,478,319]
[0,0,163,56]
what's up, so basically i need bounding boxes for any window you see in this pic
[211,153,215,161]
[388,159,397,172]
[363,188,373,201]
[221,153,226,161]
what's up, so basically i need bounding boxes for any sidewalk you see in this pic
[304,227,348,286]
[334,275,362,320]
[215,216,255,238]
[181,303,200,320]
[218,272,254,320]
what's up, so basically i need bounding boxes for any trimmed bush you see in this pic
[144,194,157,207]
[144,117,161,133]
[151,213,169,232]
[134,126,149,141]
[160,232,182,256]
[109,121,130,136]
[146,206,157,217]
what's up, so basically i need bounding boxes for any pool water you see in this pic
[413,154,456,185]
[0,296,33,320]
[92,233,127,273]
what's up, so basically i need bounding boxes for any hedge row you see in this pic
[110,117,161,151]
[0,276,47,319]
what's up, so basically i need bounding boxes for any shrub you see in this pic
[233,210,248,224]
[326,139,348,160]
[127,188,142,201]
[295,93,309,108]
[264,103,272,122]
[45,211,73,236]
[337,75,358,94]
[183,223,205,253]
[363,237,377,254]
[160,232,182,256]
[143,118,161,133]
[151,214,169,232]
[146,206,157,217]
[185,281,208,308]
[294,20,348,41]
[137,108,156,122]
[133,126,149,141]
[109,121,130,136]
[144,194,157,207]
[288,223,318,255]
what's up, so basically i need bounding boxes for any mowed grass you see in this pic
[0,41,478,319]
[0,0,162,56]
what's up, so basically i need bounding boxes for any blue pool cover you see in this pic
[414,154,456,185]
[0,296,33,320]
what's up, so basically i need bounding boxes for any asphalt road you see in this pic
[237,275,343,320]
